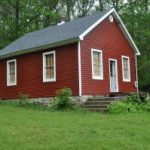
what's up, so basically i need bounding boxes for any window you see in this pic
[122,56,131,82]
[43,51,56,82]
[7,59,17,86]
[91,49,103,80]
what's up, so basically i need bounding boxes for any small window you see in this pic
[7,59,17,86]
[43,51,56,82]
[91,49,103,80]
[122,56,131,82]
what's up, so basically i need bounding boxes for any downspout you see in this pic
[78,41,82,96]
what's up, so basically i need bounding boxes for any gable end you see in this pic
[79,8,140,55]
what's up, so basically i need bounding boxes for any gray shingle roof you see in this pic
[0,9,110,58]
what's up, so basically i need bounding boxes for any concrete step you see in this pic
[109,92,129,97]
[85,107,106,112]
[84,100,113,105]
[82,104,107,108]
[81,96,126,112]
[87,96,126,102]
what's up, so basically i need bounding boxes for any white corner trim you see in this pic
[78,41,82,96]
[79,8,115,40]
[7,59,17,86]
[122,55,131,82]
[135,54,139,92]
[91,48,103,80]
[43,51,56,82]
[79,8,140,55]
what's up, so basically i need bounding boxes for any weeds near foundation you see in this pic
[18,93,29,107]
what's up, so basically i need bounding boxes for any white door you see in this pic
[109,59,118,92]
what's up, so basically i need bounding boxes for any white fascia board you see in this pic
[79,8,140,56]
[79,8,115,40]
[112,9,140,56]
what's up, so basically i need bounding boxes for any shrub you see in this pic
[52,88,74,110]
[18,93,29,107]
[126,93,142,104]
[142,102,150,111]
[106,93,150,114]
[139,92,148,102]
[106,101,137,114]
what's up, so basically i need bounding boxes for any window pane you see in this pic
[123,57,129,80]
[9,61,15,83]
[10,73,15,83]
[46,55,54,67]
[45,53,54,79]
[46,67,54,78]
[93,51,101,77]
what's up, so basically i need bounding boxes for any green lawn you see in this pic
[0,104,150,150]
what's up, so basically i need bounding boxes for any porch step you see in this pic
[109,92,129,97]
[84,100,113,105]
[85,107,106,112]
[81,96,126,112]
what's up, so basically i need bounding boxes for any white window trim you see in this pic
[122,55,131,82]
[7,59,17,86]
[91,48,103,80]
[43,51,56,82]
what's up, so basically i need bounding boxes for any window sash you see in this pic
[122,56,130,82]
[7,60,16,86]
[92,49,103,79]
[43,51,56,82]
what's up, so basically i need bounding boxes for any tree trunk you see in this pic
[15,0,19,37]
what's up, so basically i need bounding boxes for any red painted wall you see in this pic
[0,15,138,99]
[81,15,137,95]
[0,44,79,99]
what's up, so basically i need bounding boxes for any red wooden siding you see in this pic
[81,15,137,95]
[0,44,79,99]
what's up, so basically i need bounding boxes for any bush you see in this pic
[126,93,142,104]
[0,99,2,104]
[18,93,29,107]
[106,93,150,114]
[52,88,74,110]
[106,101,137,114]
[142,102,150,111]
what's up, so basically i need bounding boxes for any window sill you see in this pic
[123,79,131,82]
[92,76,103,80]
[43,78,56,83]
[7,83,17,86]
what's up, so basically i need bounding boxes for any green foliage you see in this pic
[126,93,142,104]
[106,93,150,114]
[106,101,137,114]
[18,93,29,107]
[138,60,150,92]
[52,88,74,110]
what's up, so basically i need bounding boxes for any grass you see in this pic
[0,103,150,150]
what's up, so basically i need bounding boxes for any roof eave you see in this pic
[0,38,79,60]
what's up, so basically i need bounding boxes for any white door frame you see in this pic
[109,58,119,92]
